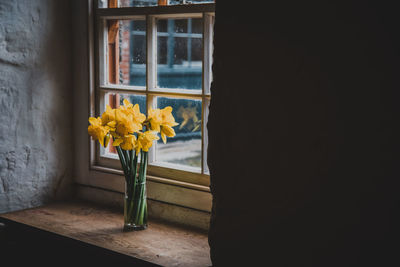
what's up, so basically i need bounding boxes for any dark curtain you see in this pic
[207,1,400,266]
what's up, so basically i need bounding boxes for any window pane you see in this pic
[157,18,203,90]
[203,99,209,174]
[102,93,146,156]
[154,97,202,172]
[205,15,214,95]
[120,0,158,7]
[107,19,146,87]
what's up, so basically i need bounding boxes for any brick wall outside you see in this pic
[119,0,131,85]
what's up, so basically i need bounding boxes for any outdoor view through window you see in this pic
[99,0,214,176]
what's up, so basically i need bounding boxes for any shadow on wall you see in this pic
[207,1,400,266]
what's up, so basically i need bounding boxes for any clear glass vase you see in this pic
[122,150,148,231]
[124,180,147,231]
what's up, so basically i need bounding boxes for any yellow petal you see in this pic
[120,134,136,151]
[149,119,161,132]
[161,132,166,144]
[88,125,96,137]
[104,135,110,147]
[161,125,175,137]
[135,145,141,156]
[101,105,116,125]
[89,117,101,126]
[163,106,172,113]
[123,99,133,108]
[133,104,140,113]
[113,138,123,146]
[99,136,104,147]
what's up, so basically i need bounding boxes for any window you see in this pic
[92,0,214,189]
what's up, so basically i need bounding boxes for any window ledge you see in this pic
[0,201,211,266]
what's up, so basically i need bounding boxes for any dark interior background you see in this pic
[208,1,400,266]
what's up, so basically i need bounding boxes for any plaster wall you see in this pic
[0,0,73,213]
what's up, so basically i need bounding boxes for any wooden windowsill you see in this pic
[0,201,211,266]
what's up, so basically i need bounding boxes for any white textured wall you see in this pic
[0,0,73,213]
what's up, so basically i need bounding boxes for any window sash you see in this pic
[93,3,214,186]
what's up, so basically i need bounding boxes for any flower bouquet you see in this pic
[88,99,178,231]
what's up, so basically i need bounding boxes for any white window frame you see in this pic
[86,1,214,222]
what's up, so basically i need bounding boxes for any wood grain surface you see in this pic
[0,201,211,267]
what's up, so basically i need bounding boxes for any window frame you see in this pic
[90,3,215,190]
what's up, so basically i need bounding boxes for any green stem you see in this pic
[133,152,145,224]
[126,151,138,222]
[135,152,148,225]
[116,147,128,179]
[122,149,130,174]
[124,150,148,227]
[129,150,134,176]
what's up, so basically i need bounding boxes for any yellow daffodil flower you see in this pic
[106,120,116,131]
[112,136,123,147]
[115,109,139,136]
[136,131,159,155]
[147,108,162,132]
[160,125,176,144]
[119,99,146,130]
[112,132,136,151]
[120,134,137,151]
[101,105,116,126]
[148,106,179,143]
[88,117,109,147]
[161,106,179,127]
[90,101,178,151]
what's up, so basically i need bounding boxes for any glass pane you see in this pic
[107,19,146,87]
[102,93,147,156]
[206,15,214,95]
[154,97,202,172]
[120,0,158,7]
[157,18,203,90]
[203,99,209,174]
[98,0,214,8]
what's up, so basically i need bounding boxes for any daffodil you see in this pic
[136,131,159,155]
[118,99,146,131]
[148,106,179,143]
[88,117,109,147]
[106,120,116,131]
[147,108,162,132]
[113,134,136,153]
[120,134,137,151]
[87,102,179,229]
[115,109,139,136]
[101,105,116,126]
[160,125,176,144]
[161,106,179,127]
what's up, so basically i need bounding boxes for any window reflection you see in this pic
[155,97,202,171]
[157,18,203,90]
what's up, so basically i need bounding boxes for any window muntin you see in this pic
[95,2,214,185]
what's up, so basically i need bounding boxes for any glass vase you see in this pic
[122,150,148,231]
[124,180,147,231]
